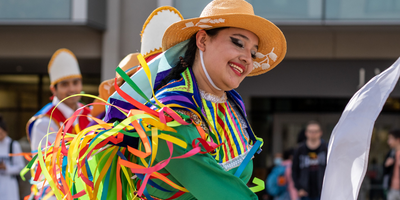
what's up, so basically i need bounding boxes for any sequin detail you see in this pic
[219,145,253,171]
[175,109,209,134]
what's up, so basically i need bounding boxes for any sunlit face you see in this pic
[198,28,259,91]
[305,124,323,141]
[50,78,82,108]
[0,127,7,141]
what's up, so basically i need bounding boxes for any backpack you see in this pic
[266,165,288,196]
[9,139,22,182]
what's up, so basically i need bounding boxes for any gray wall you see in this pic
[101,0,158,81]
[237,59,400,98]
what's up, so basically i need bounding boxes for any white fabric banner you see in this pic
[321,57,400,200]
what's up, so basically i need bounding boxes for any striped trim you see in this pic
[202,98,250,164]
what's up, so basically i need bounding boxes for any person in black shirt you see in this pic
[292,121,327,200]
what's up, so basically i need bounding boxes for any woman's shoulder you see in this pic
[151,69,203,115]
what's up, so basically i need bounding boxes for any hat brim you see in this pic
[162,14,286,76]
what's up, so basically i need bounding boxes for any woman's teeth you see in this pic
[229,63,243,74]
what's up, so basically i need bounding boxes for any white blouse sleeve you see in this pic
[30,116,59,151]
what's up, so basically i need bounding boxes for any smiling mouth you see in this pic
[229,62,244,74]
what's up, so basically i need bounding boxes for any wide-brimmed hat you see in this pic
[162,0,286,76]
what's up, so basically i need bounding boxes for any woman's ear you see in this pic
[196,30,207,52]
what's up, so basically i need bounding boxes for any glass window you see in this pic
[173,0,211,19]
[251,0,323,20]
[173,0,323,22]
[325,0,400,20]
[173,0,400,25]
[0,0,71,20]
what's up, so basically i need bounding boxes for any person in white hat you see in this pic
[27,48,91,152]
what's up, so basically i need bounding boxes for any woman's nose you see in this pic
[240,52,252,66]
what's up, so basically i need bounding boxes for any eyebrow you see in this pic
[232,34,259,50]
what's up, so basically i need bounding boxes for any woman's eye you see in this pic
[230,37,243,48]
[251,52,256,59]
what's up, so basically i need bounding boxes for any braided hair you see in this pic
[155,27,228,91]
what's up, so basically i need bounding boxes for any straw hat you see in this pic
[162,0,287,76]
[91,6,183,117]
[48,48,82,86]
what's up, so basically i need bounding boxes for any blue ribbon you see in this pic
[234,140,262,177]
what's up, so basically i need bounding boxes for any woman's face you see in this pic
[197,28,259,91]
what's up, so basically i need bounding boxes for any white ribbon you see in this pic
[321,57,400,200]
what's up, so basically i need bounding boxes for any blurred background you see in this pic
[0,0,399,199]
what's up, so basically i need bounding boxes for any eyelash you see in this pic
[231,37,243,48]
[230,37,256,59]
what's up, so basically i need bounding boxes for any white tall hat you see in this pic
[140,6,183,58]
[48,48,82,86]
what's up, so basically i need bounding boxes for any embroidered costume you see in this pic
[134,67,259,199]
[22,1,287,199]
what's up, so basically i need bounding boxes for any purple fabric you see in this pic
[236,98,246,114]
[104,98,135,122]
[87,112,106,126]
[159,95,193,104]
[154,69,172,90]
[228,90,247,117]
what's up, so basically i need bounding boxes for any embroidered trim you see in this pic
[165,69,193,93]
[175,109,209,134]
[200,89,227,103]
[218,145,253,171]
[183,18,225,30]
[253,47,278,70]
[158,77,183,92]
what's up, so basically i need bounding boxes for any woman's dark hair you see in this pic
[0,114,7,131]
[155,27,228,91]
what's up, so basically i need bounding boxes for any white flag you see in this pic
[321,57,400,200]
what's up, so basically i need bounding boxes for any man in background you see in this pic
[27,48,91,151]
[292,121,327,200]
[26,48,91,200]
